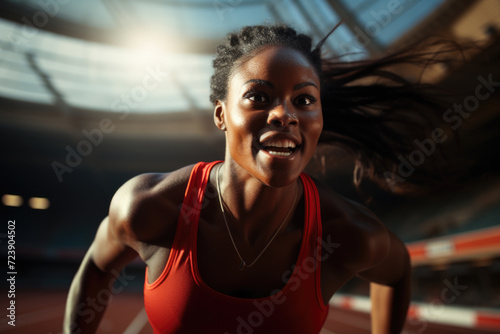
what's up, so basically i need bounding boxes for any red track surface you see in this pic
[0,290,497,333]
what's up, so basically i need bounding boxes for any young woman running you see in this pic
[65,24,461,333]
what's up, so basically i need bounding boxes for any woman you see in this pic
[64,24,463,333]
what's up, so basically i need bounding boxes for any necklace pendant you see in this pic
[239,261,246,271]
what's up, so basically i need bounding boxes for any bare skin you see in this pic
[64,47,410,334]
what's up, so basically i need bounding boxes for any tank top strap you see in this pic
[177,161,221,250]
[146,161,221,289]
[300,172,327,309]
[300,172,321,245]
[175,161,220,249]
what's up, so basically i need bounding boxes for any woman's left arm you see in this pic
[315,180,411,333]
[357,229,412,334]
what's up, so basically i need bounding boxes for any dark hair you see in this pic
[210,24,323,104]
[210,24,472,194]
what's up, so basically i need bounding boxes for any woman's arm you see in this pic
[64,174,158,333]
[63,169,190,333]
[357,229,411,334]
[63,216,138,333]
[315,177,412,333]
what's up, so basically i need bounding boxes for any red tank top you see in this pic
[144,161,329,333]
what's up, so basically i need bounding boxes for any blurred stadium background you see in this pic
[0,0,499,333]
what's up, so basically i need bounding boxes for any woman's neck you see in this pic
[215,160,302,246]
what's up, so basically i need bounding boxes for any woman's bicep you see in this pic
[90,173,155,272]
[90,216,138,274]
[356,229,410,286]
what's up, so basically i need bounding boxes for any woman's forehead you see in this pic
[230,46,320,87]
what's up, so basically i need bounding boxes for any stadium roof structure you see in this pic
[0,0,449,114]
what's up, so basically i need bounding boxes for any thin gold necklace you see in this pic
[216,163,298,271]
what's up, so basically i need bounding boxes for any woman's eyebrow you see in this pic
[243,79,274,88]
[293,82,319,91]
[243,79,318,91]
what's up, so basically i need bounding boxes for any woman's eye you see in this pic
[295,95,316,106]
[246,93,268,103]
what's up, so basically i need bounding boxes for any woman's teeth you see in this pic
[264,139,296,149]
[267,150,292,157]
[260,139,297,157]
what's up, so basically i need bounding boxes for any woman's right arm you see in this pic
[63,168,191,333]
[63,216,138,334]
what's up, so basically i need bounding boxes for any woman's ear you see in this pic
[214,100,226,131]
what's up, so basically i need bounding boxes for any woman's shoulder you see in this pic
[311,176,390,272]
[309,175,382,228]
[108,164,196,246]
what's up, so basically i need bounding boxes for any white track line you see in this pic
[123,307,149,334]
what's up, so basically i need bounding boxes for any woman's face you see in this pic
[215,46,323,187]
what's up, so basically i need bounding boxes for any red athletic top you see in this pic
[144,161,329,333]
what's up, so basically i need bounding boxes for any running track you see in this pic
[0,290,497,333]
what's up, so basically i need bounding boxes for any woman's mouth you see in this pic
[259,139,299,157]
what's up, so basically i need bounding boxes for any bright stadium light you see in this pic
[2,194,23,207]
[125,30,167,65]
[29,197,50,210]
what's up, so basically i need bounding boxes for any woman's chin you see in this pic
[256,166,302,188]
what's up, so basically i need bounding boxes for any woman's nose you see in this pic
[267,102,298,128]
